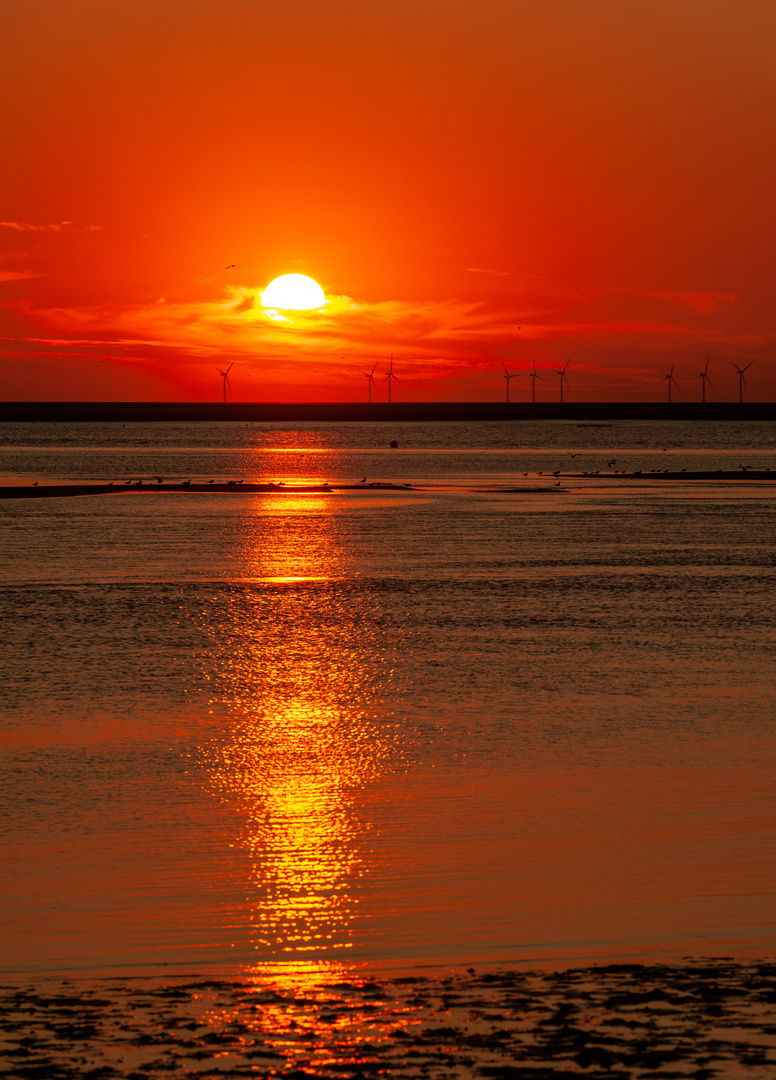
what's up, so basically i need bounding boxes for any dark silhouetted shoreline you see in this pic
[2,401,776,423]
[3,473,775,500]
[0,481,417,500]
[1,959,774,1078]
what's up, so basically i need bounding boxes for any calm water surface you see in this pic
[1,421,775,976]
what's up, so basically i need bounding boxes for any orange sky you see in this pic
[1,0,775,402]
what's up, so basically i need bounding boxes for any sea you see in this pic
[1,418,775,980]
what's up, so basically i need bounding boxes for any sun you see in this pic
[261,274,326,311]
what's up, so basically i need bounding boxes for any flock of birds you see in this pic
[93,475,417,488]
[96,462,769,490]
[103,477,254,486]
[31,439,769,489]
[86,440,410,487]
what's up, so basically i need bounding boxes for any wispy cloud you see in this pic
[466,267,512,277]
[607,287,739,315]
[0,269,43,282]
[11,286,759,356]
[16,287,535,362]
[0,221,101,233]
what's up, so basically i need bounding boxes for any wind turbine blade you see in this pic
[563,356,571,372]
[371,361,378,375]
[707,377,715,389]
[704,355,711,374]
[225,362,234,374]
[393,375,403,386]
[743,361,754,372]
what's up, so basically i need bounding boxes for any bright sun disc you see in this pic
[261,274,326,311]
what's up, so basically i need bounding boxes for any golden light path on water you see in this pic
[2,427,776,988]
[195,488,409,977]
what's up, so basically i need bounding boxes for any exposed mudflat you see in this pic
[2,960,775,1079]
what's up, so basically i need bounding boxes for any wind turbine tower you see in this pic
[664,359,679,403]
[502,364,521,403]
[697,356,714,403]
[527,357,545,404]
[217,362,234,403]
[363,361,378,403]
[732,361,754,404]
[553,356,571,403]
[384,354,401,404]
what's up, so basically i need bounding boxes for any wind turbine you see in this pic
[363,361,378,403]
[697,356,714,403]
[732,360,754,404]
[663,359,679,403]
[527,356,545,404]
[553,356,571,403]
[502,363,521,403]
[217,362,234,403]
[384,354,401,403]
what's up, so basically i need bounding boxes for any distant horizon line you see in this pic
[3,399,776,407]
[3,400,776,423]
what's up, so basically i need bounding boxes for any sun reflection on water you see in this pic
[195,489,409,966]
[195,960,417,1077]
[218,699,365,956]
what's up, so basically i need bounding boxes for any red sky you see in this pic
[1,0,775,402]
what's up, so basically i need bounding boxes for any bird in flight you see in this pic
[224,264,238,269]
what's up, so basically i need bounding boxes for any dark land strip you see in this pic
[567,470,776,481]
[3,401,776,423]
[2,473,775,500]
[0,482,417,500]
[1,959,775,1079]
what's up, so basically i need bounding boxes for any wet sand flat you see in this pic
[2,960,775,1079]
